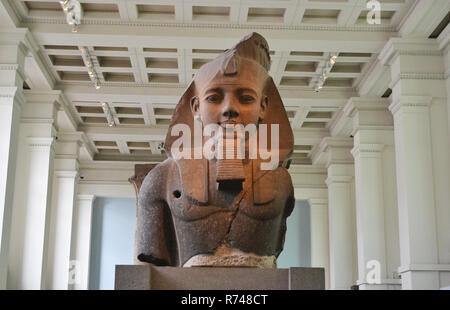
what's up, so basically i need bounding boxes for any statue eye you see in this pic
[240,95,255,104]
[206,95,221,103]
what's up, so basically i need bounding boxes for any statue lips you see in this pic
[219,120,238,128]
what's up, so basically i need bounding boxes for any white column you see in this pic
[0,39,27,289]
[321,137,357,290]
[444,34,450,139]
[344,98,401,290]
[8,137,55,289]
[389,96,441,289]
[45,133,82,289]
[380,38,450,289]
[70,194,95,290]
[309,198,330,290]
[7,92,58,289]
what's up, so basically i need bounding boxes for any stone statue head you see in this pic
[164,32,293,165]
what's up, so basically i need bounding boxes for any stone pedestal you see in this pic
[115,265,325,290]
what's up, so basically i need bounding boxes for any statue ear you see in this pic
[190,96,200,118]
[259,96,268,121]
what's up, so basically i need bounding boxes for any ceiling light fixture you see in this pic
[80,46,101,90]
[59,0,83,33]
[101,102,115,127]
[314,53,338,92]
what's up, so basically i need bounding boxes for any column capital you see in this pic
[389,96,432,115]
[0,86,18,98]
[54,170,79,179]
[27,136,56,152]
[318,137,354,167]
[343,97,391,118]
[0,28,29,48]
[55,132,84,156]
[308,198,328,207]
[351,143,384,159]
[379,38,442,66]
[23,90,63,104]
[318,137,353,153]
[0,86,25,110]
[76,194,96,203]
[325,175,353,187]
[344,97,393,134]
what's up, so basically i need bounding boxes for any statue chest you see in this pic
[167,161,288,222]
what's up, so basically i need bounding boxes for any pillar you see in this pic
[380,38,450,289]
[309,198,330,289]
[0,36,27,289]
[344,97,401,290]
[45,133,82,289]
[70,194,96,290]
[321,137,358,290]
[7,91,59,289]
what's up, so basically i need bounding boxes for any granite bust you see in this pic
[136,33,295,268]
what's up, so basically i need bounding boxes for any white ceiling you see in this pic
[2,0,449,163]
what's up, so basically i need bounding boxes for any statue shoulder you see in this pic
[139,158,176,202]
[275,166,294,196]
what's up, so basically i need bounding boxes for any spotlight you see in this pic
[80,46,101,90]
[313,52,338,92]
[101,102,115,127]
[60,0,83,32]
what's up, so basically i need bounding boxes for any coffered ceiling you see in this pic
[3,0,448,164]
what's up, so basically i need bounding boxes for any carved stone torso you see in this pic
[136,157,295,267]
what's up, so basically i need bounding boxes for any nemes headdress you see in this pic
[164,32,294,165]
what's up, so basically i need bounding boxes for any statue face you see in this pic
[191,60,268,128]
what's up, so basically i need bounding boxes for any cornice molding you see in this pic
[79,160,136,171]
[0,91,25,111]
[0,86,18,98]
[398,264,450,274]
[399,72,446,80]
[79,180,130,186]
[289,165,327,175]
[4,0,23,27]
[0,28,28,48]
[20,118,55,124]
[308,198,328,206]
[22,18,396,33]
[59,81,186,89]
[351,143,385,159]
[57,131,84,143]
[54,154,79,160]
[27,136,55,151]
[389,95,432,115]
[23,89,62,103]
[389,73,448,91]
[0,64,19,71]
[379,38,442,66]
[343,97,391,118]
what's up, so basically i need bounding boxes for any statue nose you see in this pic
[222,96,239,119]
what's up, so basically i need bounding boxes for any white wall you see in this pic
[88,197,136,290]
